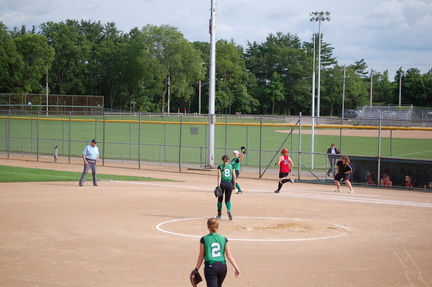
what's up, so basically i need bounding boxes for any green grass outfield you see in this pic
[1,116,431,169]
[0,165,174,183]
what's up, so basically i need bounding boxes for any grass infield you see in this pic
[0,165,174,183]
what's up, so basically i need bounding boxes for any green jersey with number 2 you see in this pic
[202,233,227,263]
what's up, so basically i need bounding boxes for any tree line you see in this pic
[1,20,431,116]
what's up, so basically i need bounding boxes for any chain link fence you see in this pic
[1,111,431,190]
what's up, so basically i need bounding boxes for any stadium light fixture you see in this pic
[309,11,330,168]
[310,11,331,124]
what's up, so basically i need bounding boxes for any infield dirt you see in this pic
[1,158,431,286]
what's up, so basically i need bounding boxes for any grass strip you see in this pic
[0,165,174,183]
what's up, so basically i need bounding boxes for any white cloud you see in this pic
[0,0,430,74]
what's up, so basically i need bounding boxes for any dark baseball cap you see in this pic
[91,139,97,143]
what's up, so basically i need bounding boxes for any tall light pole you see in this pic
[207,0,217,168]
[369,68,374,107]
[399,70,404,107]
[167,75,171,113]
[311,30,316,168]
[310,11,330,125]
[342,66,347,121]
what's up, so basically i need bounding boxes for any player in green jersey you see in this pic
[194,218,241,286]
[216,155,236,220]
[231,150,244,194]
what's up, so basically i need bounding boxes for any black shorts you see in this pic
[279,172,289,179]
[334,173,350,181]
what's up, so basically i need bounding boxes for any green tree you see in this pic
[136,24,203,113]
[401,68,428,106]
[13,33,54,94]
[245,32,310,115]
[341,59,371,109]
[95,22,129,109]
[374,70,394,104]
[215,40,258,114]
[0,22,22,93]
[40,20,90,95]
[264,72,285,115]
[422,72,432,107]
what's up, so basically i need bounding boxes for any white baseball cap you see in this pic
[233,150,239,154]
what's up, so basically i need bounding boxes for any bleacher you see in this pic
[357,105,413,127]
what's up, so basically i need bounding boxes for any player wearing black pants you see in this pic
[216,155,236,220]
[218,181,233,219]
[274,148,294,193]
[204,261,227,286]
[194,218,240,287]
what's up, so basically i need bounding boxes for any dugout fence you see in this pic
[0,112,431,191]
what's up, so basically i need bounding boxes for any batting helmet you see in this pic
[281,148,288,154]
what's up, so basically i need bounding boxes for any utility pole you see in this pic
[207,0,217,168]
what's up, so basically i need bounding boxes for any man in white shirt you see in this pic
[79,139,100,186]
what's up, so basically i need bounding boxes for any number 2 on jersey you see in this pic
[211,242,221,258]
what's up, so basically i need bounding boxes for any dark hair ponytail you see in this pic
[221,155,229,169]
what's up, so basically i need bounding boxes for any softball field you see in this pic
[0,159,431,286]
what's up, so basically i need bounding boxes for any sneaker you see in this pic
[236,191,243,194]
[349,189,354,193]
[227,211,233,221]
[216,214,222,219]
[274,190,280,193]
[289,178,294,184]
[334,189,341,192]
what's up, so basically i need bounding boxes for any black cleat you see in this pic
[227,211,233,221]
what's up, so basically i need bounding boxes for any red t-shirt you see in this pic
[280,155,291,173]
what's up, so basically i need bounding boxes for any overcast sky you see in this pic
[1,0,431,75]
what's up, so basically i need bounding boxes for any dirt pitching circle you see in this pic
[156,217,349,242]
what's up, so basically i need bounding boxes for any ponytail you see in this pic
[221,155,229,169]
[207,218,219,233]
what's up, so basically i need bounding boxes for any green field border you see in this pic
[0,165,175,183]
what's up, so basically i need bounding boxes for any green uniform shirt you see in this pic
[231,157,241,171]
[200,233,227,264]
[218,163,233,182]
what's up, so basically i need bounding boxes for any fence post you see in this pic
[245,125,249,165]
[259,115,263,176]
[390,129,393,157]
[163,123,167,162]
[102,111,105,166]
[224,115,228,155]
[179,114,183,173]
[138,113,141,169]
[298,113,302,181]
[7,110,10,159]
[377,116,382,187]
[37,111,40,162]
[68,112,71,164]
[200,146,203,168]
